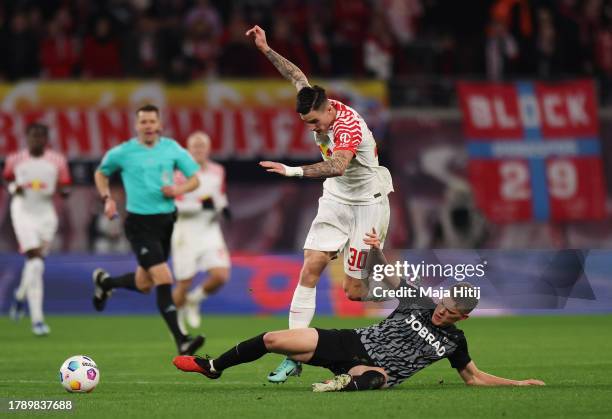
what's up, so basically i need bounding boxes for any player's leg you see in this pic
[92,266,150,311]
[9,210,42,322]
[92,213,154,310]
[24,246,49,336]
[342,197,391,301]
[312,366,388,392]
[183,248,231,328]
[173,328,319,379]
[269,198,350,382]
[170,223,198,332]
[151,214,204,354]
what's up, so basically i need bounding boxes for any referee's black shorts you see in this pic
[307,328,375,375]
[124,211,176,270]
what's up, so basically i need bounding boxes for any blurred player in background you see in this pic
[172,131,231,332]
[246,25,394,382]
[4,123,71,336]
[92,104,205,355]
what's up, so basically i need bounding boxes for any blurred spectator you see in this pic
[331,0,369,76]
[81,17,122,78]
[557,0,583,75]
[259,18,310,78]
[218,11,260,77]
[378,0,423,46]
[40,9,78,79]
[485,18,519,80]
[580,0,604,74]
[122,14,161,77]
[363,12,394,80]
[181,2,221,78]
[532,8,563,79]
[0,7,8,80]
[596,0,612,104]
[5,11,40,80]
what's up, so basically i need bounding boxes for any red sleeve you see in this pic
[3,154,16,182]
[57,154,72,186]
[332,116,363,155]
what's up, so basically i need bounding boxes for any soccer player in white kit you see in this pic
[246,25,394,382]
[4,123,71,336]
[172,131,231,332]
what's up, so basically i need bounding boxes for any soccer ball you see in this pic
[59,355,100,393]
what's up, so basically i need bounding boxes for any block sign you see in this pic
[457,80,606,222]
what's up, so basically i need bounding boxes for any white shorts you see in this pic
[10,206,58,253]
[304,196,390,279]
[171,226,231,281]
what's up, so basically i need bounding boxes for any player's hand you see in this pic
[104,198,118,220]
[517,379,546,386]
[201,197,215,210]
[246,25,270,52]
[8,182,24,196]
[162,185,178,198]
[259,161,286,176]
[363,228,381,249]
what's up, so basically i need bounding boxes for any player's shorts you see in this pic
[171,220,231,280]
[10,207,58,253]
[304,196,390,280]
[124,211,176,270]
[172,246,231,280]
[307,328,376,375]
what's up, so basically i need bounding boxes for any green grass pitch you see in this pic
[1,314,611,418]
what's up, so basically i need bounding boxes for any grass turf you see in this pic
[1,314,611,418]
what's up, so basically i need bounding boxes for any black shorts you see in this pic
[124,211,176,270]
[307,328,375,376]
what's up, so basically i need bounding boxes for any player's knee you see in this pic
[211,271,230,284]
[262,332,279,350]
[139,283,154,294]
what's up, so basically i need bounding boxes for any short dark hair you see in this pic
[450,282,479,314]
[136,104,160,116]
[26,122,49,136]
[296,85,327,114]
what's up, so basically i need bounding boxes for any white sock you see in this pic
[15,258,39,301]
[288,284,316,329]
[187,287,207,304]
[24,258,45,324]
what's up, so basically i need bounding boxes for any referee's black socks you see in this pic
[156,284,186,343]
[103,272,139,292]
[206,333,269,372]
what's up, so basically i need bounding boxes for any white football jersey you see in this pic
[174,161,228,245]
[315,99,393,205]
[3,149,71,214]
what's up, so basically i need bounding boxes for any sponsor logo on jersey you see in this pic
[405,314,446,356]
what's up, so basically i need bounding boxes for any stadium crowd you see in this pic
[0,0,610,89]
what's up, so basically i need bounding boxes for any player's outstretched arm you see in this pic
[246,25,310,91]
[259,150,353,179]
[458,361,545,386]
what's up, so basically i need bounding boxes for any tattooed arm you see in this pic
[259,150,353,179]
[246,25,310,91]
[301,150,353,178]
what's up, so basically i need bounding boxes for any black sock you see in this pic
[209,333,268,371]
[343,370,386,391]
[156,284,185,344]
[103,273,139,292]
